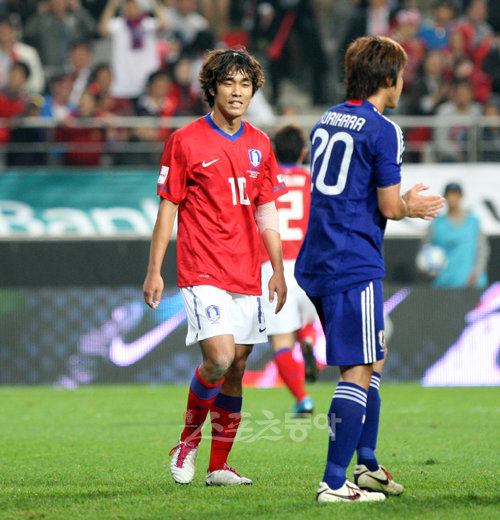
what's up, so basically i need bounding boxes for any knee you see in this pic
[225,357,248,383]
[202,354,235,381]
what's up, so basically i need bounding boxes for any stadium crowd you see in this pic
[0,0,499,166]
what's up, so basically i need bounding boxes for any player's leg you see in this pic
[356,351,385,473]
[261,260,314,413]
[271,332,314,414]
[354,346,404,495]
[312,282,386,503]
[170,286,237,484]
[206,343,253,485]
[170,333,235,484]
[297,322,319,382]
[297,283,320,383]
[206,291,266,486]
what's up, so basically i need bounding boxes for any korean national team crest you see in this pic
[248,149,262,168]
[205,305,221,324]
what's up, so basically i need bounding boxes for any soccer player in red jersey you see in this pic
[143,48,288,486]
[261,124,319,415]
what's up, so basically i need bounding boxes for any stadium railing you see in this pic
[0,114,499,168]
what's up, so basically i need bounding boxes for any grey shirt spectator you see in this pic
[23,0,96,77]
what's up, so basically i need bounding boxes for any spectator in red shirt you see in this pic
[55,88,106,166]
[0,61,30,143]
[455,0,493,61]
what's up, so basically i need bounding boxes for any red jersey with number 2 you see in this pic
[262,164,311,262]
[157,114,287,295]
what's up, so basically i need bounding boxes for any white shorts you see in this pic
[261,260,318,335]
[180,285,267,346]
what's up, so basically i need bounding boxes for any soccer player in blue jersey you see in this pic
[295,35,445,503]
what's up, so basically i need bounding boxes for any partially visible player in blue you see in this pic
[295,35,444,503]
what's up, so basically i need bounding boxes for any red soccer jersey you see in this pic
[157,114,287,294]
[261,164,311,262]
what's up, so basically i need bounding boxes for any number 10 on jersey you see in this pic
[228,177,251,205]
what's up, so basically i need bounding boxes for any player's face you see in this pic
[212,71,253,121]
[386,69,404,109]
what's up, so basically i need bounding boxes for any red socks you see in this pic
[274,348,307,402]
[297,323,316,345]
[208,393,243,472]
[180,366,224,445]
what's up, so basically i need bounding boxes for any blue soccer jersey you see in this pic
[295,99,404,296]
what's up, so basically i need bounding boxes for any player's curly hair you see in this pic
[345,36,407,100]
[199,48,265,108]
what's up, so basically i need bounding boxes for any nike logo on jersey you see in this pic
[202,159,219,167]
[259,327,266,333]
[109,305,187,367]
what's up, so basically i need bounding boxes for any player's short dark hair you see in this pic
[199,48,264,108]
[345,36,407,100]
[274,124,306,164]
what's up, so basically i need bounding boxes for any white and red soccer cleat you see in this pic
[169,440,199,484]
[206,463,253,486]
[316,480,386,502]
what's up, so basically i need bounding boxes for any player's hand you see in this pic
[403,184,444,220]
[143,272,164,309]
[268,270,287,314]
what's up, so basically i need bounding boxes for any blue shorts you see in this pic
[311,280,386,366]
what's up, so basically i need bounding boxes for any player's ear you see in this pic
[299,148,308,163]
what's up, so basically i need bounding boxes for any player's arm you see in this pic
[469,229,490,286]
[256,202,287,313]
[378,183,444,221]
[143,198,179,309]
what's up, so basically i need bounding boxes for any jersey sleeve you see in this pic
[254,143,288,205]
[156,132,189,203]
[373,119,404,188]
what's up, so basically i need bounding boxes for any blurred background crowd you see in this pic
[0,0,499,167]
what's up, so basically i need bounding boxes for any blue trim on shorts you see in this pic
[257,296,263,324]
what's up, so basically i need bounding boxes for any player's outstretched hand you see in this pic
[403,184,445,221]
[143,272,164,309]
[268,270,287,314]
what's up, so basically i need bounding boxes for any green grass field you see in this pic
[1,383,499,520]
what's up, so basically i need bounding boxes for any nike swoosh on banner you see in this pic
[109,308,187,367]
[202,159,219,167]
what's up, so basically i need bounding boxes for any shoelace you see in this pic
[346,482,363,499]
[380,466,394,480]
[169,442,195,467]
[221,463,241,477]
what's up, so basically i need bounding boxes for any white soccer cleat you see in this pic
[316,480,386,503]
[354,464,405,495]
[206,463,253,486]
[169,440,199,484]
